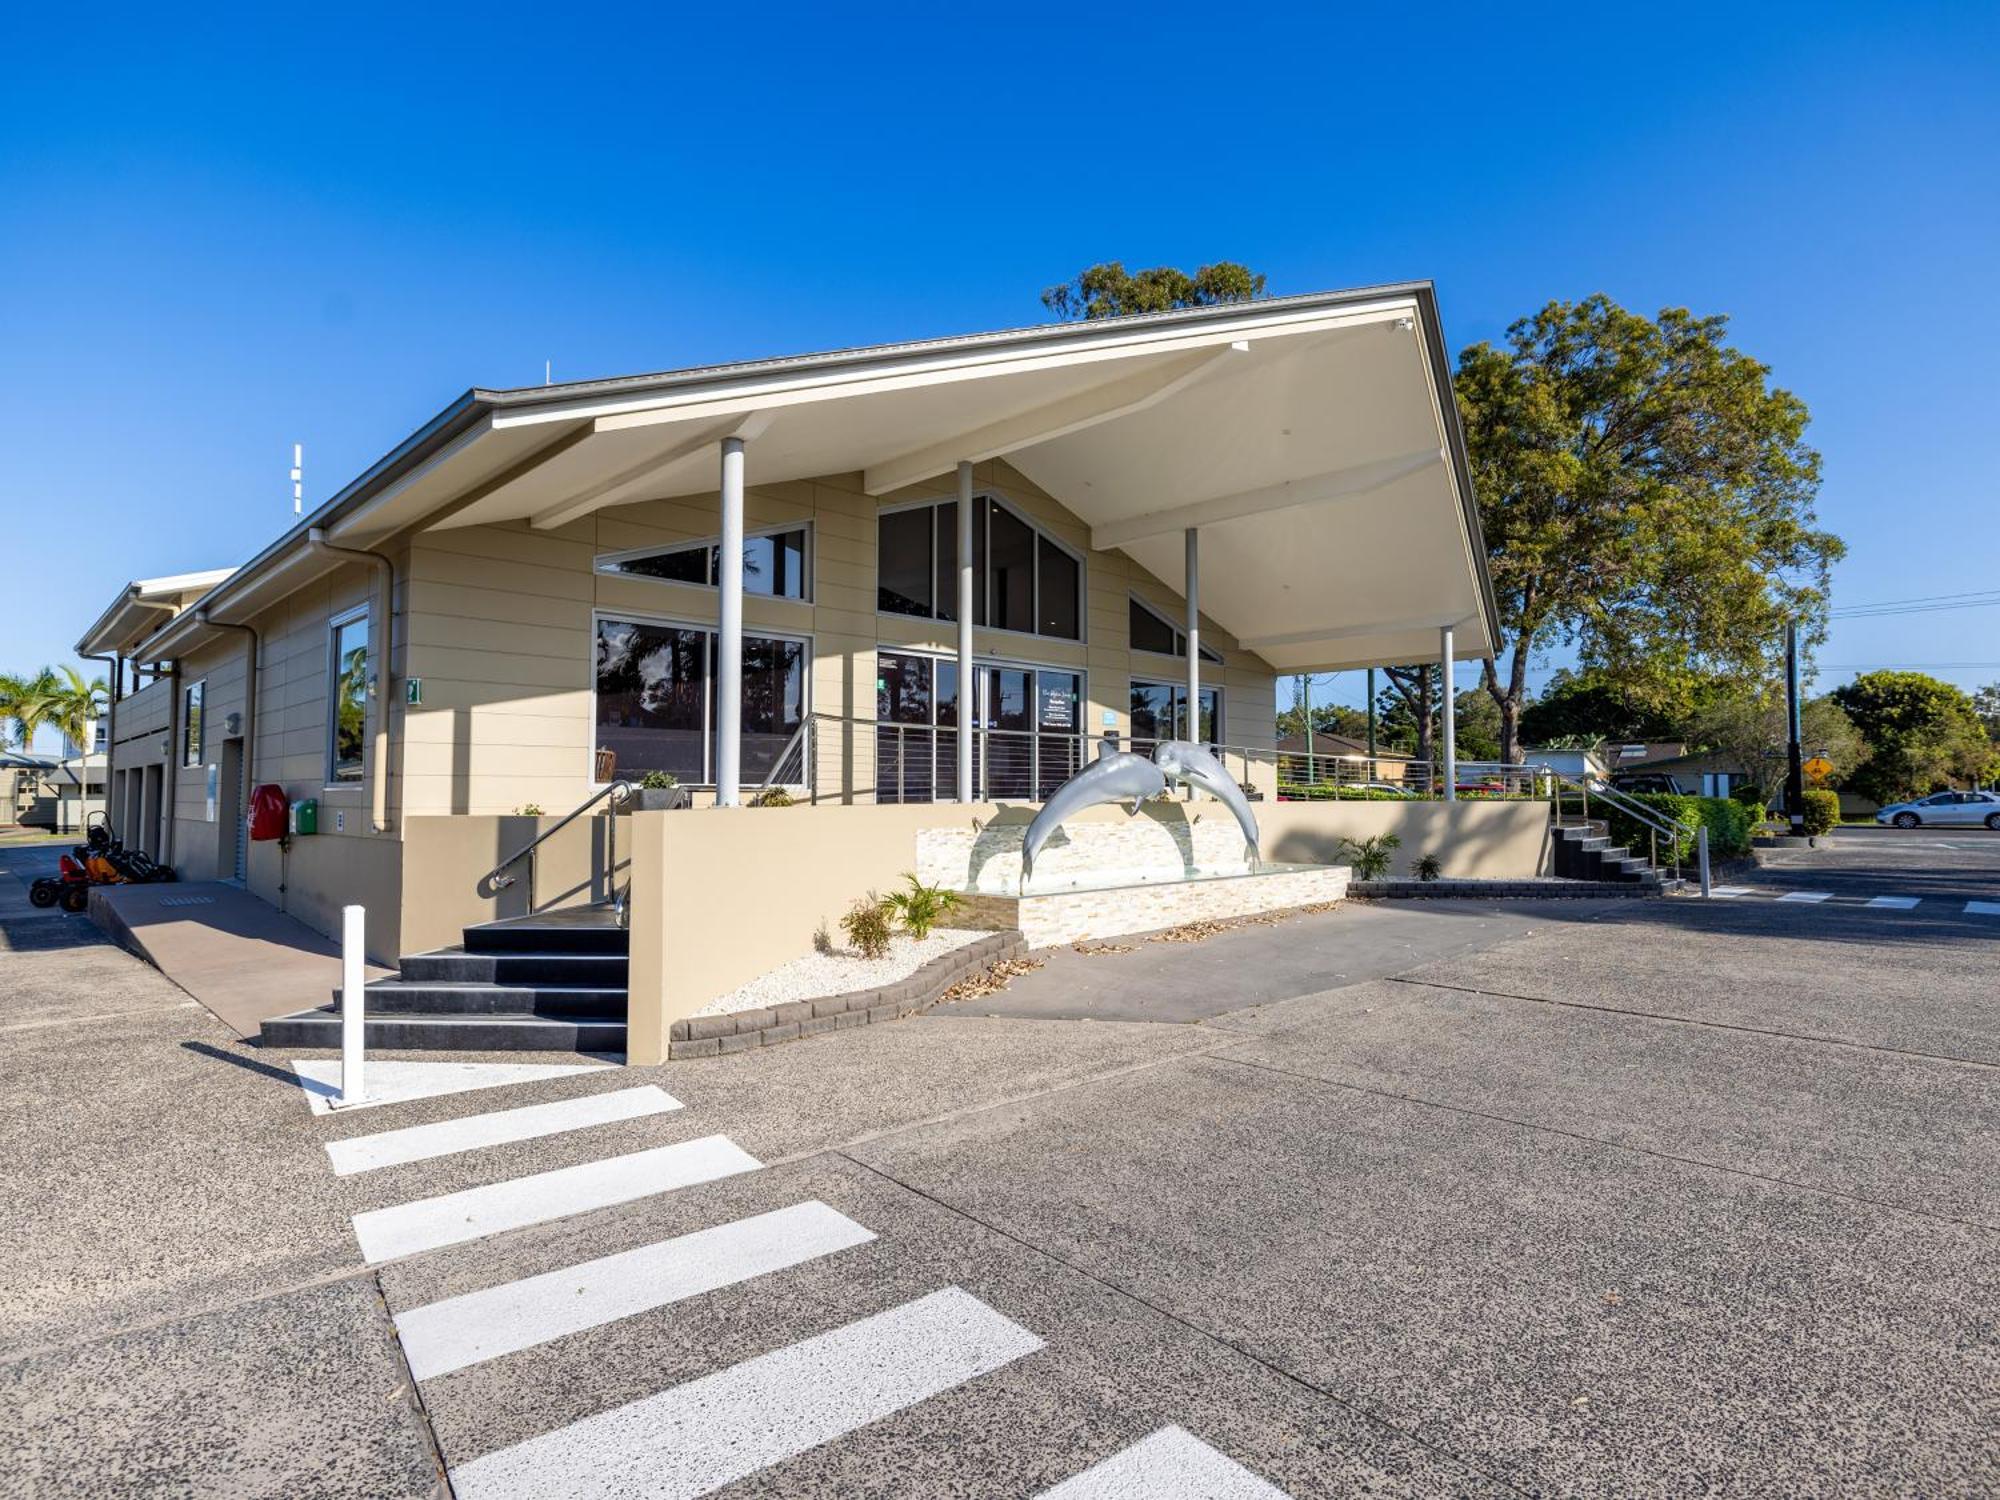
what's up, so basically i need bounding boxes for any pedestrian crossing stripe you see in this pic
[448,1286,1044,1500]
[1036,1425,1294,1498]
[326,1086,682,1175]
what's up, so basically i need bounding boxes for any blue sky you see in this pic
[3,2,1995,742]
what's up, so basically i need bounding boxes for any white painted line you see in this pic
[326,1086,683,1176]
[396,1200,876,1380]
[449,1286,1042,1500]
[1710,886,1754,898]
[1967,901,2000,917]
[1776,891,1833,903]
[1865,896,1921,910]
[292,1059,612,1116]
[351,1135,761,1264]
[1037,1425,1294,1499]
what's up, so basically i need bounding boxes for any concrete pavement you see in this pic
[3,832,1997,1495]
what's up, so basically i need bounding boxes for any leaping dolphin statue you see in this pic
[1020,736,1165,882]
[1152,740,1261,868]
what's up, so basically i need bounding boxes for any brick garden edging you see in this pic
[665,931,1026,1060]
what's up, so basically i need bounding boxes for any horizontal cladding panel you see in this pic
[408,583,591,632]
[415,524,596,571]
[402,708,592,748]
[402,614,592,659]
[410,647,589,690]
[412,550,596,602]
[401,742,593,780]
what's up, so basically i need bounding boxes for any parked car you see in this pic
[1874,790,2000,829]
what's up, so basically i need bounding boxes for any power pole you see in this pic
[1785,621,1806,836]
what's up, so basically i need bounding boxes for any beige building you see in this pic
[77,286,1518,1058]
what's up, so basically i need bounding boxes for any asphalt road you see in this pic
[3,833,1997,1497]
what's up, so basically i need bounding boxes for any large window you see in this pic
[597,525,811,602]
[181,680,205,768]
[875,649,1082,803]
[877,496,1083,641]
[1130,678,1222,754]
[328,610,370,783]
[594,616,807,783]
[1129,597,1223,663]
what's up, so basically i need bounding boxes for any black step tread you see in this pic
[334,982,629,1018]
[259,1009,626,1052]
[400,952,629,984]
[463,915,629,956]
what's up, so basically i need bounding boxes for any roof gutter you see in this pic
[305,529,393,834]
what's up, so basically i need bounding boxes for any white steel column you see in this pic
[956,462,975,803]
[716,437,746,807]
[1185,527,1201,797]
[1440,624,1457,802]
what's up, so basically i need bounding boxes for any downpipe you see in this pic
[195,610,258,865]
[305,528,394,834]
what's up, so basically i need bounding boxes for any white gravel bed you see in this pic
[692,927,992,1018]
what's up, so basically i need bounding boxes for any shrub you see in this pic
[1601,793,1756,863]
[1800,788,1841,837]
[1415,853,1443,882]
[515,803,545,817]
[1337,832,1401,879]
[751,786,796,807]
[639,770,677,790]
[1278,784,1417,802]
[1730,783,1766,809]
[880,873,965,940]
[839,893,893,959]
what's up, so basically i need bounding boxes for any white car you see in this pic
[1875,790,2000,829]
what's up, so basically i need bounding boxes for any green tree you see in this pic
[1042,261,1265,321]
[1276,684,1371,743]
[1831,671,1994,802]
[0,670,56,748]
[1974,682,2000,739]
[1375,665,1436,764]
[1455,296,1842,763]
[40,665,106,755]
[1686,685,1867,800]
[1517,668,1695,747]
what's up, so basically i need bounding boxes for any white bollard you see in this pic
[338,904,367,1107]
[1698,827,1712,898]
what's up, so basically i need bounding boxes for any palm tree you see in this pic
[0,668,60,750]
[44,666,107,756]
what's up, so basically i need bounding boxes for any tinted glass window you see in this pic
[743,530,808,599]
[1038,536,1080,639]
[877,651,933,725]
[1129,599,1178,654]
[877,508,933,616]
[934,501,959,623]
[329,617,369,782]
[989,505,1036,633]
[734,636,806,779]
[608,547,710,586]
[182,680,204,768]
[596,619,707,780]
[1130,681,1173,742]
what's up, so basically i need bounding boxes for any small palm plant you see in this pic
[1337,832,1401,880]
[880,873,965,940]
[1415,852,1443,882]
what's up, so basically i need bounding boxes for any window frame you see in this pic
[325,604,371,789]
[1129,674,1225,748]
[874,492,1087,644]
[594,520,815,603]
[1128,595,1224,665]
[181,679,205,769]
[590,606,813,787]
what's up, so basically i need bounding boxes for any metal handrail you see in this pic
[480,779,633,909]
[1545,768,1686,884]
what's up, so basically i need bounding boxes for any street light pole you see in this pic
[1785,621,1806,836]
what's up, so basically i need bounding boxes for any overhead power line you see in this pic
[1830,587,2000,620]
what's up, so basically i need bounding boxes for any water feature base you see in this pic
[950,862,1351,949]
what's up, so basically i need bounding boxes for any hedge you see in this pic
[1801,788,1841,837]
[1574,792,1756,864]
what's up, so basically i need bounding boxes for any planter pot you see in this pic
[632,787,690,811]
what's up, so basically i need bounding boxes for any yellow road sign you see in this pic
[1803,755,1834,780]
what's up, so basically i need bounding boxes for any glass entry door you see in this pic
[876,652,1082,803]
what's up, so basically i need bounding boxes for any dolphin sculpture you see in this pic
[1152,740,1261,868]
[1020,736,1166,883]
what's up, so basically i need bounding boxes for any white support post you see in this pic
[1440,625,1457,803]
[338,904,367,1108]
[1185,527,1201,799]
[1698,826,1712,897]
[716,436,745,807]
[956,461,975,804]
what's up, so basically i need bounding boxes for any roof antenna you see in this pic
[291,443,304,515]
[545,359,552,386]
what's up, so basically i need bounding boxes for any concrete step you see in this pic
[463,914,629,956]
[334,981,629,1018]
[399,950,629,986]
[259,1008,627,1052]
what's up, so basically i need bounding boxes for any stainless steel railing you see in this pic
[479,779,634,916]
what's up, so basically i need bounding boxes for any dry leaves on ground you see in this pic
[1072,941,1138,956]
[942,955,1046,1002]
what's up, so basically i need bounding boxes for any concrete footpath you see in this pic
[3,831,1997,1496]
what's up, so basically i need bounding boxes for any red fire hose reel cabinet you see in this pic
[249,784,290,842]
